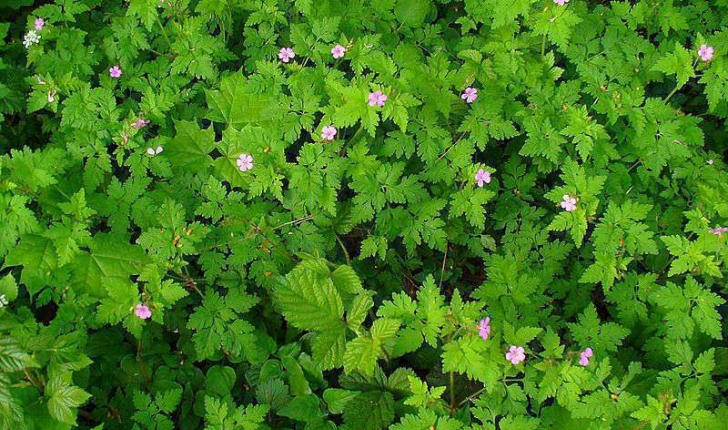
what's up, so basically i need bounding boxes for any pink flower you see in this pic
[505,346,526,365]
[579,347,593,366]
[461,87,478,103]
[554,0,569,5]
[278,47,295,63]
[368,91,388,107]
[332,44,346,59]
[477,317,491,341]
[698,44,714,62]
[34,18,44,31]
[709,227,728,236]
[109,66,122,78]
[237,153,254,171]
[135,304,151,320]
[322,125,337,141]
[475,169,491,187]
[560,194,577,212]
[133,118,150,129]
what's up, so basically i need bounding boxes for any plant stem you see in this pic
[137,338,151,385]
[457,386,486,408]
[449,369,456,411]
[334,232,351,265]
[541,33,547,56]
[664,85,680,103]
[24,368,44,390]
[156,15,172,48]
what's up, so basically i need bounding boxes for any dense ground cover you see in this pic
[1,0,728,428]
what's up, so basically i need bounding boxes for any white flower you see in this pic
[0,294,8,308]
[23,30,41,48]
[146,146,163,156]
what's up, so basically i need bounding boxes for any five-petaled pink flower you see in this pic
[109,66,122,78]
[135,304,151,320]
[709,227,728,236]
[477,317,491,341]
[506,346,526,365]
[462,87,478,103]
[368,91,388,107]
[698,44,714,62]
[579,347,593,366]
[554,0,569,5]
[279,47,295,63]
[322,125,337,141]
[332,44,346,59]
[237,153,254,171]
[133,118,149,129]
[561,194,577,212]
[475,169,491,187]
[34,18,44,31]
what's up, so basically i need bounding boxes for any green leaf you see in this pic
[631,395,667,429]
[73,234,150,297]
[127,0,158,30]
[0,337,30,372]
[343,336,378,376]
[347,292,374,329]
[0,274,18,302]
[45,375,91,425]
[274,269,345,332]
[155,389,182,414]
[4,234,57,295]
[330,265,364,295]
[166,120,215,173]
[311,327,347,370]
[282,355,311,397]
[343,391,395,430]
[206,366,237,397]
[277,394,323,422]
[323,389,356,414]
[450,187,495,229]
[652,43,696,88]
[206,74,284,129]
[394,0,433,27]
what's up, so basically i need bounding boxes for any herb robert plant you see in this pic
[1,1,727,429]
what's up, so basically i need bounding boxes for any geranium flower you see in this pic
[462,87,478,103]
[709,227,728,236]
[368,91,388,107]
[135,304,151,319]
[698,44,714,62]
[133,118,150,129]
[560,194,577,212]
[146,146,163,156]
[477,317,491,341]
[109,65,122,78]
[506,346,526,364]
[237,153,254,171]
[322,125,337,141]
[332,44,346,59]
[475,169,491,187]
[579,347,593,366]
[279,47,295,63]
